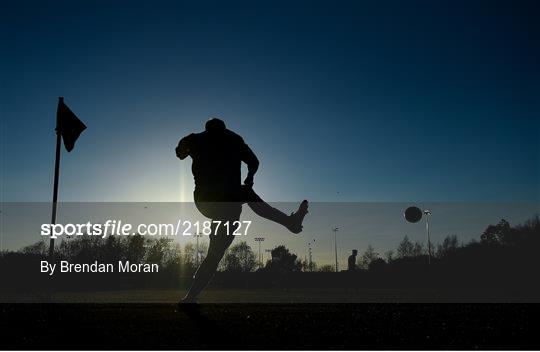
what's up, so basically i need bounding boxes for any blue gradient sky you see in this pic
[1,0,539,203]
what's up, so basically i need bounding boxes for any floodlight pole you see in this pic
[308,238,315,272]
[255,237,265,268]
[424,210,432,265]
[195,232,203,267]
[265,249,272,263]
[333,227,339,272]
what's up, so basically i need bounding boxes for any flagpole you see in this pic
[48,97,63,260]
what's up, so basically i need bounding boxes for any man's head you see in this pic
[205,118,226,133]
[352,249,358,256]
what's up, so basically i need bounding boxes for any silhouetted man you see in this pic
[348,250,358,271]
[176,118,308,304]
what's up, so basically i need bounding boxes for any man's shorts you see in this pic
[193,185,261,221]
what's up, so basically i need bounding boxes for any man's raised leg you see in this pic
[243,186,308,234]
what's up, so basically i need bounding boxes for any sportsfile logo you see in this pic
[40,219,252,239]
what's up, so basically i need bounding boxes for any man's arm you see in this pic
[241,141,259,187]
[175,134,194,160]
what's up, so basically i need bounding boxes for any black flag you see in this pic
[56,97,86,152]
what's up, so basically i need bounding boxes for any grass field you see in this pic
[2,287,538,348]
[0,302,538,348]
[2,287,540,303]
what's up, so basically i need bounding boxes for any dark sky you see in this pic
[1,0,539,202]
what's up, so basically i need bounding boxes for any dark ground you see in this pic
[0,303,539,349]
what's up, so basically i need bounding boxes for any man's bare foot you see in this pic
[286,200,309,234]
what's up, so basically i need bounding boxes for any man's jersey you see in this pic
[180,129,258,196]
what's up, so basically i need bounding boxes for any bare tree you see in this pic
[397,236,414,258]
[360,245,379,269]
[221,241,257,272]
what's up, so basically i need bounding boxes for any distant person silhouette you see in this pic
[176,118,308,304]
[348,250,358,271]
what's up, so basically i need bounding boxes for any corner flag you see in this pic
[56,97,86,152]
[49,97,86,260]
